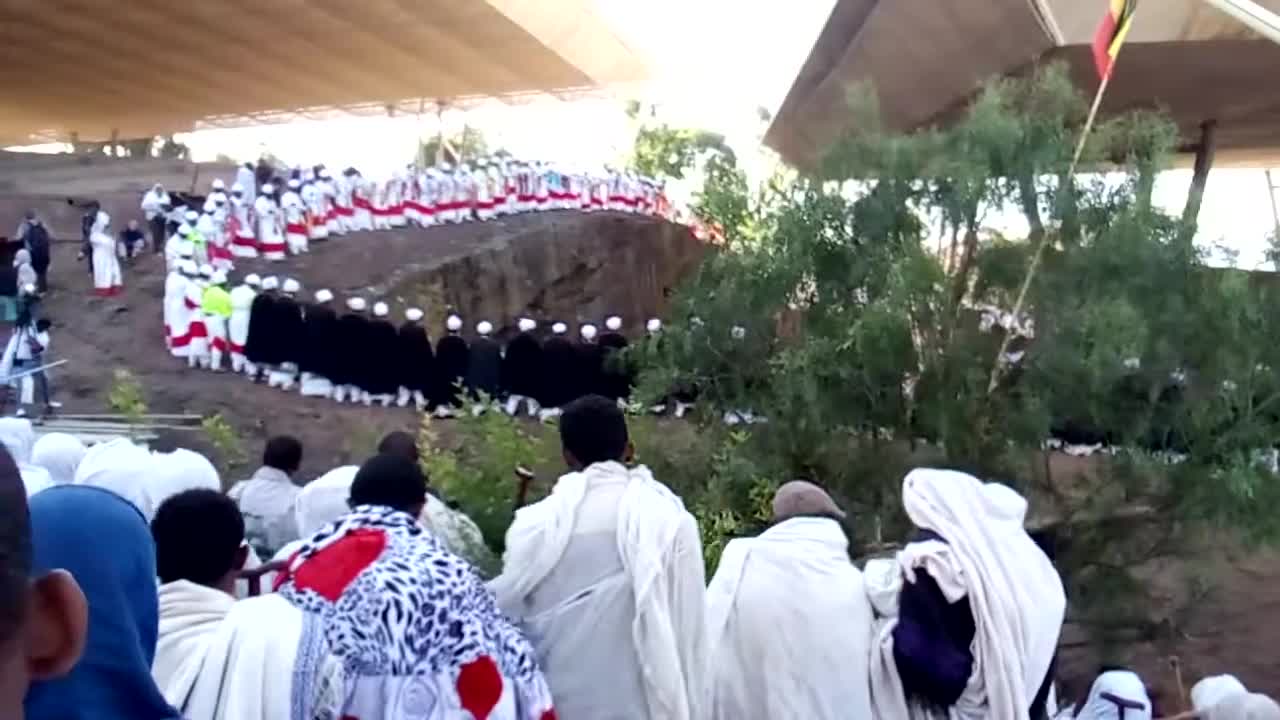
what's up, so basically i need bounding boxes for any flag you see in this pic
[1092,0,1138,79]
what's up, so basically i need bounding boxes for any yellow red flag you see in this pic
[1092,0,1138,79]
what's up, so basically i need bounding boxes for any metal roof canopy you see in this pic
[0,0,644,144]
[766,0,1280,171]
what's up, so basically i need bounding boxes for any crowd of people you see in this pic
[145,157,670,273]
[1,397,1275,720]
[163,259,670,417]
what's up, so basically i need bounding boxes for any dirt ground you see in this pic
[15,212,1280,701]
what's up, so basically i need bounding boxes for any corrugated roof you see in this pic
[0,0,644,144]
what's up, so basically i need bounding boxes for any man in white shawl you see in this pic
[0,417,52,496]
[270,464,359,565]
[704,481,873,720]
[490,395,706,720]
[151,487,343,720]
[227,435,303,559]
[868,468,1065,720]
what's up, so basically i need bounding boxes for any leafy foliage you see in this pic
[418,125,493,166]
[107,368,148,438]
[201,413,247,474]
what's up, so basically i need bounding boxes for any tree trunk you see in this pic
[1180,120,1218,246]
[1018,171,1045,242]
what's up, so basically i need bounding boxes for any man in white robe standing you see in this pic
[491,394,706,720]
[280,179,308,255]
[228,274,259,375]
[254,185,287,261]
[235,162,256,205]
[229,183,258,259]
[867,468,1065,720]
[705,481,873,720]
[88,210,122,297]
[141,182,171,254]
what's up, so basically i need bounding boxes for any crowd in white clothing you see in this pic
[4,396,1277,720]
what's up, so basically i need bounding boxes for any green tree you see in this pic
[639,62,1280,646]
[418,125,491,166]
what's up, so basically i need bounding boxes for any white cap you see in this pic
[320,168,332,179]
[580,324,598,341]
[314,289,333,303]
[446,315,463,332]
[288,179,300,189]
[202,199,216,213]
[184,209,199,222]
[518,317,537,332]
[731,325,746,340]
[282,278,301,294]
[373,302,389,318]
[231,182,244,192]
[211,178,225,189]
[178,244,194,259]
[477,321,493,336]
[406,308,424,322]
[211,270,227,285]
[605,316,622,331]
[647,318,662,333]
[347,297,367,312]
[261,183,275,194]
[198,263,214,278]
[244,274,261,287]
[552,322,567,335]
[177,222,191,234]
[261,276,280,291]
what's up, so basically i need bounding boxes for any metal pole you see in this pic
[1200,0,1280,46]
[1266,169,1280,240]
[0,359,68,384]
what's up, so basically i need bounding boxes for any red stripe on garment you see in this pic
[286,222,307,235]
[184,297,199,309]
[188,322,208,339]
[352,197,373,211]
[210,336,229,352]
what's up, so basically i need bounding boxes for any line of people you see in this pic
[145,157,670,270]
[164,265,659,418]
[4,403,1275,720]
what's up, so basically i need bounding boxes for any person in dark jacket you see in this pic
[502,317,544,417]
[597,315,632,403]
[299,289,339,399]
[118,220,146,262]
[433,314,469,417]
[466,320,502,408]
[333,298,373,404]
[76,200,99,276]
[242,276,280,381]
[537,322,577,419]
[573,323,605,405]
[396,308,435,411]
[267,279,306,391]
[18,212,51,293]
[366,302,401,407]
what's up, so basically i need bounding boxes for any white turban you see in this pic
[72,439,156,517]
[30,433,87,486]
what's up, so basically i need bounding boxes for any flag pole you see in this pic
[986,68,1116,393]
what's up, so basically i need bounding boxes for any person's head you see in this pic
[262,435,303,476]
[348,453,427,518]
[1205,692,1280,720]
[12,249,29,268]
[772,481,847,524]
[34,319,50,334]
[151,489,247,595]
[376,431,419,464]
[27,485,179,719]
[0,448,86,718]
[127,219,139,230]
[559,395,632,470]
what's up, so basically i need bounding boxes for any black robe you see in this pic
[501,332,544,399]
[243,293,278,365]
[397,322,435,398]
[598,330,631,400]
[366,318,401,395]
[573,340,605,402]
[334,313,372,389]
[299,303,338,379]
[273,296,306,367]
[539,336,577,408]
[467,336,503,400]
[434,334,470,408]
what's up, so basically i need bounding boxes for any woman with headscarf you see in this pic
[145,448,221,520]
[72,438,155,518]
[0,417,52,496]
[31,432,86,486]
[275,454,557,720]
[13,248,37,295]
[25,485,182,719]
[1072,670,1151,720]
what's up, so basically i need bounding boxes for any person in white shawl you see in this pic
[490,395,706,720]
[704,481,873,720]
[151,487,343,720]
[0,417,53,496]
[270,464,359,565]
[72,441,219,522]
[227,435,303,558]
[867,468,1066,720]
[1192,675,1280,720]
[30,433,86,486]
[1071,670,1151,720]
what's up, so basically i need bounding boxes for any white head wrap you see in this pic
[211,178,225,190]
[282,278,301,294]
[347,297,367,312]
[518,318,537,333]
[30,433,87,487]
[477,321,493,336]
[244,274,262,288]
[261,276,280,291]
[1194,676,1250,713]
[552,322,567,335]
[647,318,662,333]
[1073,671,1152,720]
[295,466,359,537]
[605,316,623,331]
[373,302,389,318]
[72,439,157,518]
[580,324,598,341]
[446,315,463,332]
[406,308,424,322]
[315,289,334,303]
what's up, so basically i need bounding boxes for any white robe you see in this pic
[868,469,1066,720]
[90,228,122,293]
[254,196,286,261]
[1072,671,1151,720]
[491,461,706,720]
[236,166,256,204]
[155,583,343,720]
[280,191,308,253]
[0,417,54,496]
[72,438,156,517]
[229,197,257,258]
[228,284,255,372]
[704,517,874,720]
[146,448,220,517]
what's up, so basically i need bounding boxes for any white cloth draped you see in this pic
[0,417,53,495]
[869,468,1066,720]
[31,432,87,485]
[228,466,300,557]
[294,465,358,538]
[1072,671,1151,720]
[146,448,221,519]
[490,461,706,720]
[154,580,237,710]
[704,516,873,720]
[73,439,156,516]
[1193,675,1249,712]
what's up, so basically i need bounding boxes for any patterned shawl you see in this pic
[276,505,556,720]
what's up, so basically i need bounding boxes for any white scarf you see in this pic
[73,438,156,516]
[490,461,706,720]
[1073,671,1151,720]
[704,517,873,720]
[154,580,237,710]
[870,468,1066,720]
[31,433,87,486]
